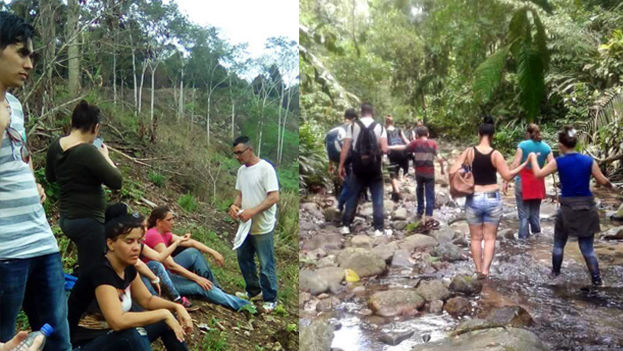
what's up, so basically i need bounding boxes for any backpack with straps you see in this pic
[351,120,382,179]
[387,128,404,146]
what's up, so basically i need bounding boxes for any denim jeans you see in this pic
[553,224,601,283]
[337,166,352,211]
[236,230,278,303]
[73,321,187,351]
[0,253,71,351]
[465,191,503,225]
[342,174,384,230]
[59,217,106,275]
[170,249,249,310]
[141,261,180,300]
[515,179,542,239]
[416,175,435,216]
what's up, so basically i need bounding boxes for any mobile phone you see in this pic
[93,137,103,149]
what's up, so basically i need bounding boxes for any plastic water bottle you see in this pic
[9,324,53,351]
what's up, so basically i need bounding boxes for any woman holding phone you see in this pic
[46,100,123,275]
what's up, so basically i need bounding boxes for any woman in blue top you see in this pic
[529,126,613,286]
[508,124,553,239]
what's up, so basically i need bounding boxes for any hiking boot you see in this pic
[262,301,277,313]
[235,291,263,301]
[339,226,351,235]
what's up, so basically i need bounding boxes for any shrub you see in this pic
[177,193,198,213]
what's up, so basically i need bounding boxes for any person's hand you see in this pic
[1,332,44,351]
[164,311,186,342]
[212,251,225,267]
[36,183,46,204]
[338,165,346,180]
[175,233,191,245]
[0,101,10,131]
[194,276,213,291]
[502,181,509,195]
[175,305,194,334]
[228,204,240,220]
[238,209,255,222]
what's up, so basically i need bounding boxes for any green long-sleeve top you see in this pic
[46,138,123,223]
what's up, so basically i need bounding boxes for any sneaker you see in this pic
[263,301,277,313]
[235,291,263,301]
[339,226,351,235]
[176,296,200,312]
[384,229,393,237]
[373,229,384,237]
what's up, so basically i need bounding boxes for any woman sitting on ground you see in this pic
[449,115,527,278]
[67,211,192,351]
[144,206,251,311]
[528,126,613,286]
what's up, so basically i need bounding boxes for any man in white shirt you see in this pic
[228,136,280,312]
[338,103,391,237]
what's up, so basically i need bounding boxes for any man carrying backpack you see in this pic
[338,103,390,237]
[385,114,410,202]
[326,109,357,212]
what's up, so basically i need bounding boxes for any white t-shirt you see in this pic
[345,116,387,151]
[235,159,280,234]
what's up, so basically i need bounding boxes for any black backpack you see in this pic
[351,120,382,179]
[387,127,404,146]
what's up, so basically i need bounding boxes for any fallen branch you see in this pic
[107,145,185,176]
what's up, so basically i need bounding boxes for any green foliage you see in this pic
[298,121,329,193]
[473,46,510,104]
[198,329,229,351]
[273,304,288,317]
[286,323,298,333]
[120,179,145,202]
[237,303,258,314]
[177,193,198,213]
[148,171,166,187]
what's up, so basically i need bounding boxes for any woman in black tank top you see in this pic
[449,116,527,278]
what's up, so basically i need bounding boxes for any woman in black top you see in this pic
[46,101,122,275]
[449,116,527,277]
[67,212,192,351]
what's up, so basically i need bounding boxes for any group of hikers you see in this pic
[0,12,280,351]
[326,102,614,287]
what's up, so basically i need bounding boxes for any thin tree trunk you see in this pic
[178,68,184,121]
[138,60,148,114]
[67,0,80,96]
[131,46,138,116]
[231,99,235,140]
[150,62,158,135]
[206,93,211,145]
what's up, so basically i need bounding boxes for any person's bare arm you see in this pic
[143,235,189,262]
[173,235,224,267]
[135,260,160,295]
[338,138,352,180]
[529,153,557,179]
[591,160,613,188]
[493,151,528,181]
[228,191,242,219]
[379,137,389,154]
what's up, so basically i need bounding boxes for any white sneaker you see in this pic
[235,291,263,301]
[263,301,277,313]
[385,229,393,237]
[339,226,351,235]
[373,229,384,237]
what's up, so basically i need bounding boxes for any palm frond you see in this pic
[473,45,510,104]
[530,9,549,70]
[517,43,545,122]
[527,0,553,14]
[508,8,529,56]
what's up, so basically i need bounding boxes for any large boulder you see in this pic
[415,280,451,302]
[393,207,408,220]
[411,327,549,351]
[379,330,415,346]
[429,227,458,243]
[299,267,344,295]
[336,248,387,277]
[351,234,373,248]
[610,203,623,221]
[400,234,438,251]
[435,191,452,208]
[391,249,413,267]
[372,242,400,262]
[300,202,323,219]
[323,207,342,223]
[300,318,334,351]
[449,275,483,296]
[369,289,425,317]
[300,229,343,251]
[431,242,465,262]
[486,306,533,328]
[601,226,623,240]
[393,220,408,230]
[444,296,471,317]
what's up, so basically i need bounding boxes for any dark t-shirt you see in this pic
[45,138,123,223]
[67,257,137,346]
[407,139,438,178]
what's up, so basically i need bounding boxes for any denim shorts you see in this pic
[465,191,503,225]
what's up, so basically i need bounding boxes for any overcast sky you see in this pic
[173,0,298,59]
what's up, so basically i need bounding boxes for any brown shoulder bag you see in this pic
[449,147,475,198]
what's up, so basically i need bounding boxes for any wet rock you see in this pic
[300,317,334,351]
[394,207,408,220]
[444,296,471,317]
[452,236,468,247]
[301,202,323,219]
[384,200,396,213]
[372,242,399,262]
[391,249,413,267]
[301,230,343,251]
[336,248,387,277]
[316,297,341,312]
[351,234,373,248]
[412,327,548,351]
[369,289,425,317]
[429,228,457,243]
[500,228,515,240]
[449,275,483,296]
[323,207,342,223]
[299,292,311,307]
[300,220,318,232]
[416,280,451,302]
[400,234,438,251]
[435,191,451,208]
[299,267,344,295]
[379,330,415,346]
[431,242,465,262]
[428,300,444,314]
[486,305,533,327]
[359,308,373,316]
[601,226,623,240]
[393,220,408,230]
[611,203,623,220]
[317,255,336,268]
[359,205,373,218]
[352,286,366,296]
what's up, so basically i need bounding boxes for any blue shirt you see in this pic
[516,139,551,182]
[0,93,58,259]
[556,153,593,197]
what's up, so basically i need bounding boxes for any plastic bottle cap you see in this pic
[40,324,54,337]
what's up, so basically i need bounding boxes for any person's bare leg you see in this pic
[482,223,499,276]
[469,224,484,273]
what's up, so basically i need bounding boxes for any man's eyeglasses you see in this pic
[5,125,30,164]
[233,147,249,156]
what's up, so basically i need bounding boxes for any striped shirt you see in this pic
[407,138,438,178]
[0,93,58,259]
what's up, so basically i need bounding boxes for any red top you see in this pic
[141,227,173,262]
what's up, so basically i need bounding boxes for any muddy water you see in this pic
[313,180,623,350]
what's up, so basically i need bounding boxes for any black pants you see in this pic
[59,216,106,276]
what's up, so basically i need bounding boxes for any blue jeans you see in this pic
[515,179,542,239]
[170,249,249,310]
[342,175,384,230]
[236,231,278,302]
[73,321,187,351]
[0,253,71,351]
[416,175,435,216]
[465,192,503,225]
[553,224,601,283]
[141,261,180,300]
[337,166,352,211]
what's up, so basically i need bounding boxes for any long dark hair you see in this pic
[148,206,170,229]
[558,126,577,149]
[71,100,101,133]
[527,123,542,142]
[478,115,495,138]
[105,203,144,242]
